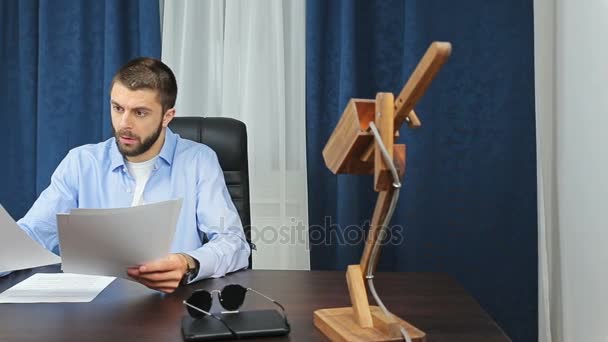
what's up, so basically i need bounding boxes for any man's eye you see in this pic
[136,111,147,117]
[112,105,123,112]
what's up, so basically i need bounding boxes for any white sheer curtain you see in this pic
[534,0,561,340]
[535,0,608,341]
[161,0,310,270]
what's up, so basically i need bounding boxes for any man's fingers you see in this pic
[139,254,184,273]
[158,288,177,294]
[135,270,182,282]
[134,277,180,292]
[127,254,188,293]
[139,259,173,273]
[139,279,178,289]
[127,268,140,277]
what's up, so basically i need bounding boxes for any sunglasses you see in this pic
[182,284,289,334]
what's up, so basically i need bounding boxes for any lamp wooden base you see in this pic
[314,306,426,342]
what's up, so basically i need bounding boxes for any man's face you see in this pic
[110,82,166,160]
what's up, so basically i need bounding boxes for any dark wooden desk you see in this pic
[0,265,509,341]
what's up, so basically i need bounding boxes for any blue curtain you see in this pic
[0,0,161,219]
[306,1,536,341]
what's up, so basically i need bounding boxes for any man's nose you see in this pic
[119,111,134,128]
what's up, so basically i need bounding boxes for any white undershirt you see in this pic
[125,157,157,206]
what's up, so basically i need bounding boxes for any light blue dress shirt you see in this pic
[16,128,250,282]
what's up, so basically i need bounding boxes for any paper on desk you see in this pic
[57,199,182,279]
[0,205,61,272]
[0,273,115,303]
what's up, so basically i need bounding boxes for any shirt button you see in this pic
[126,188,132,193]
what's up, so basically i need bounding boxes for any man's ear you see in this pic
[162,108,176,127]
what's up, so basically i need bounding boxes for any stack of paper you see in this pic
[0,273,115,303]
[0,200,182,302]
[57,199,183,279]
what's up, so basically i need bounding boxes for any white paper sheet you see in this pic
[0,205,61,272]
[57,199,182,279]
[0,273,115,303]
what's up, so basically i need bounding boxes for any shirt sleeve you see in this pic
[16,150,80,255]
[184,148,251,282]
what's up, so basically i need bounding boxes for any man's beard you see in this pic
[113,122,163,158]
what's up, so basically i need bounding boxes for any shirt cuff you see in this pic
[184,247,220,283]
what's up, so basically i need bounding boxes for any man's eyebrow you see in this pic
[133,106,153,112]
[110,100,152,112]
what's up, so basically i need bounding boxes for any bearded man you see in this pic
[4,58,250,293]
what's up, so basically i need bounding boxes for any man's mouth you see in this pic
[119,136,138,145]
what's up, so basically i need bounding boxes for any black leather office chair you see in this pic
[169,117,252,268]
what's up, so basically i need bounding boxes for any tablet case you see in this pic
[181,309,290,341]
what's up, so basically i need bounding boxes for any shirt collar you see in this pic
[110,127,177,171]
[158,127,177,166]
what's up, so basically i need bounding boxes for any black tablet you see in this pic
[182,309,290,341]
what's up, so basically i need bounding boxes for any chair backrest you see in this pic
[168,117,252,267]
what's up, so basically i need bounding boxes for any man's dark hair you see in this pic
[111,57,178,113]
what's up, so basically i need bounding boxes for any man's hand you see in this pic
[127,254,189,294]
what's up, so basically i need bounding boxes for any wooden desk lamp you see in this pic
[313,42,452,342]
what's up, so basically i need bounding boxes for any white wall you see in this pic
[536,0,608,341]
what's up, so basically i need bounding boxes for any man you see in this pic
[4,57,250,293]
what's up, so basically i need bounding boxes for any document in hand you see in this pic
[0,205,61,272]
[57,199,183,279]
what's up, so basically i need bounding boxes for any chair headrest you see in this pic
[169,117,247,171]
